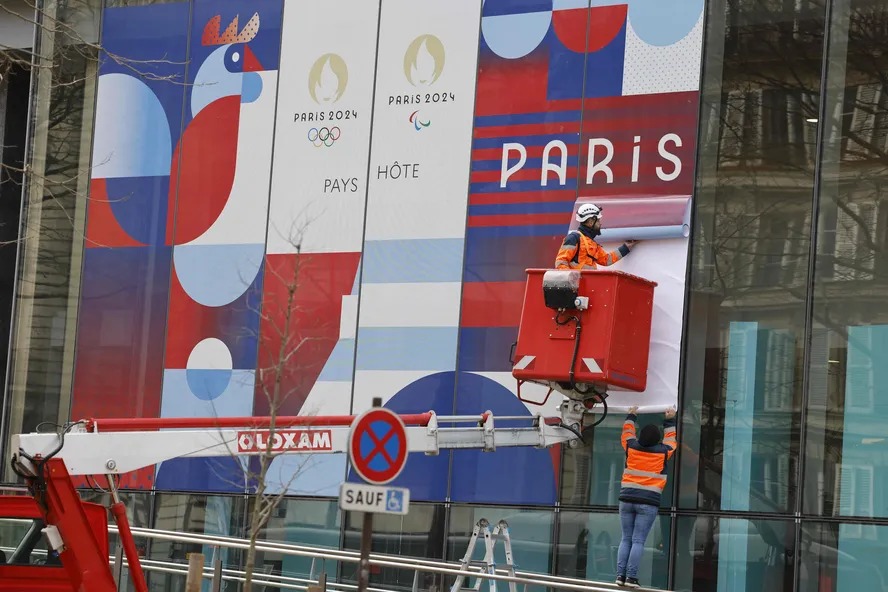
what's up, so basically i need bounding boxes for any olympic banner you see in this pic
[260,0,380,423]
[351,0,483,412]
[267,0,380,255]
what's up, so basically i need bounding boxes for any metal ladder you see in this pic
[451,519,517,592]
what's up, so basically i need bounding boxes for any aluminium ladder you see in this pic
[451,518,518,592]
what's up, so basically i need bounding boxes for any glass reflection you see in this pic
[556,510,669,590]
[674,516,794,592]
[149,493,245,592]
[561,412,674,508]
[802,0,888,518]
[799,522,888,591]
[252,497,341,582]
[447,506,554,579]
[679,0,827,513]
[343,504,445,591]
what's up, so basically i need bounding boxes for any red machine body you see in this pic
[512,269,657,394]
[0,494,109,591]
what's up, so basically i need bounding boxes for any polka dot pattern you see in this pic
[201,12,260,46]
[622,10,704,95]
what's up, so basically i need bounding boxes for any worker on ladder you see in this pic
[554,203,638,270]
[615,405,677,588]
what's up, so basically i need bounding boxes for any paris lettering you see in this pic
[388,92,455,106]
[500,133,685,188]
[294,109,358,123]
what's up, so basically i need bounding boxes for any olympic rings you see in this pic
[307,126,341,148]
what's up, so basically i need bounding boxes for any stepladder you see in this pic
[450,519,517,592]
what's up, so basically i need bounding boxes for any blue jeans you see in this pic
[616,501,658,580]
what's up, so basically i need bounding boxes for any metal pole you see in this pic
[113,540,125,588]
[211,545,223,592]
[357,397,382,592]
[357,512,374,592]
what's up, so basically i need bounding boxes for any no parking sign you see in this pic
[347,407,408,485]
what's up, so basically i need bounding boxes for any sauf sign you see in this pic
[236,429,333,453]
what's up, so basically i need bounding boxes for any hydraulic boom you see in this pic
[7,408,590,592]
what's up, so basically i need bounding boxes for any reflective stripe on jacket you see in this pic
[554,229,629,270]
[618,413,677,507]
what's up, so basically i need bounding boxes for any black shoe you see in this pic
[615,576,626,586]
[624,577,640,589]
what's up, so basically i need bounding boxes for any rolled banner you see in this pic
[569,195,692,242]
[598,223,689,243]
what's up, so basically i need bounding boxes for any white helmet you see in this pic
[576,203,602,223]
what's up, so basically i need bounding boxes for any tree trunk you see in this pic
[243,527,260,592]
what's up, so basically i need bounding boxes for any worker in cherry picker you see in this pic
[554,203,638,270]
[615,405,677,588]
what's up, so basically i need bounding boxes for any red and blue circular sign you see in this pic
[348,408,408,485]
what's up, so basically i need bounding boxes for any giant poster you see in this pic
[260,0,382,495]
[351,0,483,414]
[72,3,191,490]
[459,0,704,415]
[347,0,483,501]
[156,0,285,491]
[263,0,380,421]
[451,0,705,504]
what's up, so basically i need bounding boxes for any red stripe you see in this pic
[582,91,698,110]
[468,213,570,227]
[472,144,580,161]
[88,413,434,431]
[579,117,698,134]
[474,121,582,138]
[469,189,577,205]
[460,281,526,327]
[471,166,579,184]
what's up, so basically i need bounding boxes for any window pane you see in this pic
[253,498,341,584]
[555,510,669,589]
[799,522,888,591]
[150,493,245,592]
[674,516,794,592]
[0,517,61,566]
[561,412,675,508]
[2,0,100,480]
[678,0,827,513]
[447,506,553,578]
[78,489,152,566]
[343,503,445,591]
[802,0,888,518]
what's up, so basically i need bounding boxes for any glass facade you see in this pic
[3,0,888,590]
[1,0,100,480]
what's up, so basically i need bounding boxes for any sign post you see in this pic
[342,397,410,592]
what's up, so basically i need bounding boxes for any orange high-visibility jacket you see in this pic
[554,228,630,270]
[619,413,677,506]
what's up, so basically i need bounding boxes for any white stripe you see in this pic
[358,282,461,327]
[624,468,666,479]
[621,482,664,493]
[514,355,535,370]
[339,295,358,339]
[583,358,602,373]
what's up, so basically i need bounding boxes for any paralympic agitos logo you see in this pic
[294,53,358,127]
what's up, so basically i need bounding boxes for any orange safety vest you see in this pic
[554,230,628,270]
[619,414,677,506]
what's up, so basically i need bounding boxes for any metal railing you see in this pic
[110,525,668,592]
